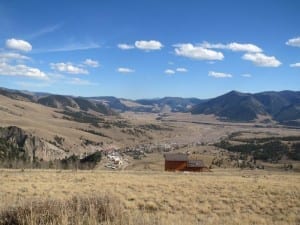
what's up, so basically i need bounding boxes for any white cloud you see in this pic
[290,62,300,67]
[50,62,89,74]
[176,67,188,72]
[0,52,30,62]
[28,23,63,39]
[68,78,95,86]
[39,42,100,53]
[241,73,252,77]
[0,62,47,79]
[135,40,163,51]
[165,69,175,75]
[83,59,99,67]
[208,71,232,78]
[117,43,135,50]
[5,38,32,52]
[242,53,281,67]
[202,42,262,52]
[227,43,262,52]
[117,67,135,73]
[286,37,300,47]
[174,43,224,61]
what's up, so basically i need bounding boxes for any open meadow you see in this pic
[0,169,299,225]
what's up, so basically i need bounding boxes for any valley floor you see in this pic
[0,169,299,225]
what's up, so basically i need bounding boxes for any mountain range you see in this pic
[1,87,300,126]
[191,90,300,126]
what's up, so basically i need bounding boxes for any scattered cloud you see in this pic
[5,38,32,52]
[0,52,30,62]
[208,71,232,78]
[202,42,262,52]
[83,59,99,68]
[286,37,300,47]
[165,69,175,75]
[241,73,252,78]
[242,53,281,67]
[135,40,163,51]
[50,62,89,74]
[117,67,135,73]
[117,43,135,50]
[176,67,188,72]
[174,43,224,61]
[290,62,300,67]
[68,78,96,86]
[27,23,63,39]
[0,62,48,79]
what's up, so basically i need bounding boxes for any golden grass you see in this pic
[0,169,299,225]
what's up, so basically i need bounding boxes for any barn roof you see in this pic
[164,153,188,161]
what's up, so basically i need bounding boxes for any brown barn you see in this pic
[164,153,208,172]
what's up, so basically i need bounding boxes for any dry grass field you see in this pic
[0,169,299,225]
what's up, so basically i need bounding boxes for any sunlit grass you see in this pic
[0,169,299,225]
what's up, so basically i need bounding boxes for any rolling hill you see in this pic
[88,96,204,113]
[0,87,114,115]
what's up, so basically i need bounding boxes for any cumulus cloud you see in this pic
[208,71,232,78]
[117,67,135,73]
[117,43,135,50]
[176,67,188,72]
[135,40,163,51]
[241,74,252,77]
[0,52,30,62]
[242,53,281,67]
[286,37,300,47]
[0,62,47,79]
[202,42,262,52]
[165,69,175,75]
[50,62,89,74]
[83,59,99,67]
[290,62,300,67]
[5,38,32,52]
[174,43,224,61]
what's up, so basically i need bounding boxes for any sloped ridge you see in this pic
[0,88,35,102]
[191,90,300,123]
[135,97,204,112]
[0,88,114,116]
[191,91,266,121]
[37,95,78,109]
[274,104,300,126]
[34,95,114,115]
[73,97,114,115]
[88,96,129,112]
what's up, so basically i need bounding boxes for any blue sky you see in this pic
[0,0,299,99]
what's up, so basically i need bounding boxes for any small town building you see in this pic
[164,153,209,172]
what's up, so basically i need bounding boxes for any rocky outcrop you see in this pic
[0,126,67,162]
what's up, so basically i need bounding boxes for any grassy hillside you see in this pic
[0,170,299,225]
